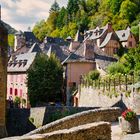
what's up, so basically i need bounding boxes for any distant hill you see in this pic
[2,21,17,34]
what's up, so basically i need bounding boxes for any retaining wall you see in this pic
[79,87,140,114]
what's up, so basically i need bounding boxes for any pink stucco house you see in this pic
[7,52,37,108]
[62,38,117,105]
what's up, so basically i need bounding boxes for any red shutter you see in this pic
[15,89,18,96]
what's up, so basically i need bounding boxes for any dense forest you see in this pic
[33,0,140,42]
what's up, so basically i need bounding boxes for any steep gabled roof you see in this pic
[28,43,42,53]
[115,29,131,42]
[45,44,70,62]
[62,43,95,64]
[24,31,39,47]
[8,52,37,72]
[86,25,108,40]
[99,33,112,48]
[74,30,84,42]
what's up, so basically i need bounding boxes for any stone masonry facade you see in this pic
[0,21,8,138]
[79,87,140,114]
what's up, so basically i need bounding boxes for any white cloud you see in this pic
[0,0,68,31]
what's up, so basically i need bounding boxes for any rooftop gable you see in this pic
[8,52,37,72]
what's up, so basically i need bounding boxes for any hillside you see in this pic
[33,0,140,42]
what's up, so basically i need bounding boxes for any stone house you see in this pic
[7,52,37,108]
[115,27,136,48]
[84,23,136,56]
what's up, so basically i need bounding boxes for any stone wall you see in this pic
[25,107,120,136]
[79,87,140,114]
[0,21,8,138]
[2,122,111,140]
[6,106,98,136]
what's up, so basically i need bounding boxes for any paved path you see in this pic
[111,116,140,140]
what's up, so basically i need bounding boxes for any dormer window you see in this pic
[94,30,98,36]
[8,61,13,67]
[18,60,22,67]
[122,33,125,37]
[13,61,17,67]
[23,59,27,66]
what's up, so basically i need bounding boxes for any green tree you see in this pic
[108,0,123,15]
[67,0,79,21]
[49,0,60,13]
[86,0,99,15]
[8,34,15,48]
[120,0,138,22]
[32,20,48,41]
[27,53,63,107]
[131,26,139,37]
[56,7,67,28]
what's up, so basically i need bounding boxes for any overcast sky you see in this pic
[0,0,68,31]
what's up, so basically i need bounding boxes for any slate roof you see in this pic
[74,30,84,42]
[62,43,95,64]
[15,30,23,35]
[8,52,37,72]
[28,43,42,53]
[44,44,70,62]
[86,25,108,40]
[12,46,30,56]
[24,31,39,48]
[63,42,117,70]
[0,21,7,32]
[99,32,112,48]
[94,44,117,70]
[115,29,131,42]
[12,42,41,57]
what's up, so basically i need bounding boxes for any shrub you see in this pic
[107,62,126,75]
[14,96,21,108]
[87,70,100,81]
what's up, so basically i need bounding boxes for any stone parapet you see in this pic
[2,122,111,140]
[25,107,120,136]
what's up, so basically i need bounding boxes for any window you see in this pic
[10,88,13,95]
[15,89,18,96]
[129,41,132,47]
[113,48,118,54]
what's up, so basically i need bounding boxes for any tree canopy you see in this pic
[32,0,140,41]
[27,53,63,106]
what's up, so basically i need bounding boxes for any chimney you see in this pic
[107,22,113,32]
